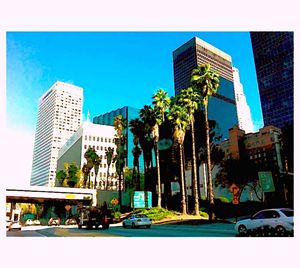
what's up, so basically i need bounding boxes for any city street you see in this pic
[6,222,236,237]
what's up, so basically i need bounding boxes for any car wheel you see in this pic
[238,225,248,236]
[132,222,135,229]
[275,226,286,236]
[122,222,127,228]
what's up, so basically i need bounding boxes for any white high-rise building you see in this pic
[232,67,254,133]
[30,81,83,187]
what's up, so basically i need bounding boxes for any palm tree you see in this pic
[93,155,101,189]
[177,87,200,216]
[129,118,143,190]
[139,105,155,191]
[152,89,171,207]
[84,147,99,188]
[113,115,127,209]
[191,63,220,219]
[105,147,114,190]
[168,96,190,215]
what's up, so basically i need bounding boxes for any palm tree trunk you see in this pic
[179,143,187,215]
[118,172,122,212]
[204,105,215,220]
[94,174,97,189]
[155,143,162,208]
[191,117,200,216]
[137,160,141,191]
[106,166,110,190]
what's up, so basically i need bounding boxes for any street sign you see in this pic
[133,191,152,209]
[258,171,275,192]
[229,183,240,204]
[111,197,119,206]
[65,205,71,211]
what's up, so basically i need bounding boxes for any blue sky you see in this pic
[6,31,263,133]
[5,31,263,187]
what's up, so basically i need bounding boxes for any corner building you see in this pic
[57,122,118,190]
[173,37,238,139]
[250,32,294,129]
[30,82,83,187]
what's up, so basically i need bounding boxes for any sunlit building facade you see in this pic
[232,67,254,133]
[30,81,83,187]
[57,122,118,190]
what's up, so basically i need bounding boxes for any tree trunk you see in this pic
[137,159,141,191]
[191,117,200,216]
[204,104,215,220]
[155,143,162,208]
[179,143,187,215]
[106,166,110,190]
[118,172,122,212]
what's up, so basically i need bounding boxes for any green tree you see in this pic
[105,147,114,190]
[152,89,171,207]
[56,170,67,186]
[168,96,190,215]
[93,155,101,189]
[177,87,200,215]
[215,157,261,202]
[56,162,81,187]
[191,63,220,219]
[84,147,99,188]
[113,115,127,209]
[139,105,155,191]
[129,118,143,191]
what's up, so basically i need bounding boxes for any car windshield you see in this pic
[280,209,294,217]
[135,214,147,218]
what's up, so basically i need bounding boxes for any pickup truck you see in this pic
[77,206,112,230]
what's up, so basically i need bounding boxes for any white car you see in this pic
[122,214,152,228]
[7,220,22,231]
[235,208,293,235]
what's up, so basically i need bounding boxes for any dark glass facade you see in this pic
[93,106,143,170]
[250,32,294,129]
[173,37,238,139]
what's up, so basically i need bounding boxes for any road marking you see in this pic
[54,228,121,237]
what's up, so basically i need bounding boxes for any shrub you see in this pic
[133,207,180,221]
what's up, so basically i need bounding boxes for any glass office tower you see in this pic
[93,106,142,170]
[250,32,294,129]
[173,36,238,139]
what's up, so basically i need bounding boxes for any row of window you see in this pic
[84,135,113,143]
[83,144,115,151]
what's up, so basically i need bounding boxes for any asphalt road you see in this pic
[6,222,236,237]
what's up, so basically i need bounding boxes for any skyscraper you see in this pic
[30,81,83,187]
[250,32,294,129]
[232,67,254,133]
[173,36,238,138]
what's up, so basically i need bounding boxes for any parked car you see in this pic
[25,219,34,226]
[25,219,41,226]
[235,208,294,236]
[7,220,22,231]
[65,218,77,225]
[122,214,152,228]
[33,219,41,225]
[48,217,61,226]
